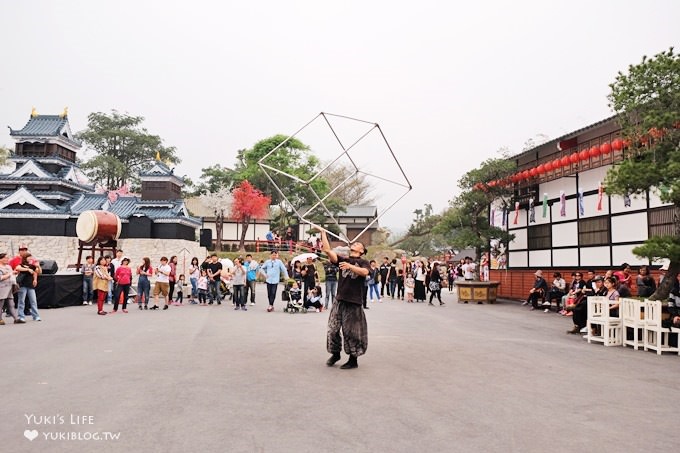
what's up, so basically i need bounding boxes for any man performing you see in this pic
[321,230,370,370]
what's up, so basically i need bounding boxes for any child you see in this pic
[289,281,302,303]
[304,285,323,312]
[197,270,209,305]
[174,274,185,305]
[397,269,405,300]
[405,272,415,303]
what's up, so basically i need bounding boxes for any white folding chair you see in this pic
[643,299,680,355]
[621,298,645,350]
[587,296,622,346]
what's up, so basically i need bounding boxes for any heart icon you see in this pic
[24,430,39,441]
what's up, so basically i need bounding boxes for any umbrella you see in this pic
[291,252,318,264]
[220,258,234,269]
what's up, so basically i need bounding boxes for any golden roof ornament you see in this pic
[31,107,38,118]
[59,107,68,118]
[156,151,161,161]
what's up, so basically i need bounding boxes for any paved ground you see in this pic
[2,285,679,453]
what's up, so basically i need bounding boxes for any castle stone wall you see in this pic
[0,236,207,273]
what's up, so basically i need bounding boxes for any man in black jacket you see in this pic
[379,257,390,297]
[525,270,549,311]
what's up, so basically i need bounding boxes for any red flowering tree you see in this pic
[230,180,271,251]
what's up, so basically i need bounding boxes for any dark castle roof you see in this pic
[9,114,81,147]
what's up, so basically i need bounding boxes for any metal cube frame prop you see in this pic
[258,112,412,244]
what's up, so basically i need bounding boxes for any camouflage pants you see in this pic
[327,300,367,357]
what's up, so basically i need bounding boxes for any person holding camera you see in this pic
[304,285,324,312]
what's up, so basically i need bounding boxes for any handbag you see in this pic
[15,272,26,285]
[429,281,440,292]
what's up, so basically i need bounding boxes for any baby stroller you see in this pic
[283,280,306,313]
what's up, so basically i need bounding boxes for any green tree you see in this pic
[434,157,516,263]
[77,111,180,190]
[233,134,338,230]
[606,48,680,300]
[190,164,235,195]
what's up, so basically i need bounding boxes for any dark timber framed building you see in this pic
[489,116,675,299]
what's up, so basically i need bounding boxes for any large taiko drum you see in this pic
[76,210,122,243]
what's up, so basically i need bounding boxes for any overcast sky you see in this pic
[2,1,678,234]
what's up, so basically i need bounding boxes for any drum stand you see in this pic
[73,240,118,271]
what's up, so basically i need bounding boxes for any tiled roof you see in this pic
[9,114,81,147]
[340,205,378,217]
[10,115,68,136]
[64,194,200,224]
[139,161,173,176]
[510,115,618,160]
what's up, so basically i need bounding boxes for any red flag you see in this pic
[597,182,604,211]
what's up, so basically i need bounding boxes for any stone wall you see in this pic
[0,235,207,273]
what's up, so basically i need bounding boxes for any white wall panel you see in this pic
[531,196,551,225]
[580,193,609,219]
[610,193,647,213]
[508,228,527,250]
[529,250,552,267]
[648,187,674,209]
[553,248,579,267]
[579,166,610,192]
[552,222,578,247]
[611,212,648,243]
[580,246,611,267]
[542,178,576,199]
[612,244,648,266]
[508,208,527,228]
[509,251,527,268]
[552,198,578,222]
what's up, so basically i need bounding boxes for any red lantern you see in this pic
[544,161,553,172]
[589,145,600,158]
[552,159,561,169]
[537,164,546,174]
[611,138,623,151]
[560,156,570,167]
[600,142,612,154]
[622,139,630,148]
[488,180,496,187]
[569,153,579,164]
[522,170,530,180]
[529,168,537,177]
[579,149,589,161]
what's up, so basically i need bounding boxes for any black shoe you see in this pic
[340,356,358,369]
[208,301,213,305]
[150,305,159,310]
[326,353,341,366]
[138,305,143,310]
[144,305,148,310]
[163,305,169,310]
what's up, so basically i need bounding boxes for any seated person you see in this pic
[561,272,587,317]
[303,285,323,312]
[636,265,656,298]
[566,275,604,334]
[614,274,632,298]
[583,270,597,297]
[289,281,302,303]
[525,270,548,310]
[548,272,566,308]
